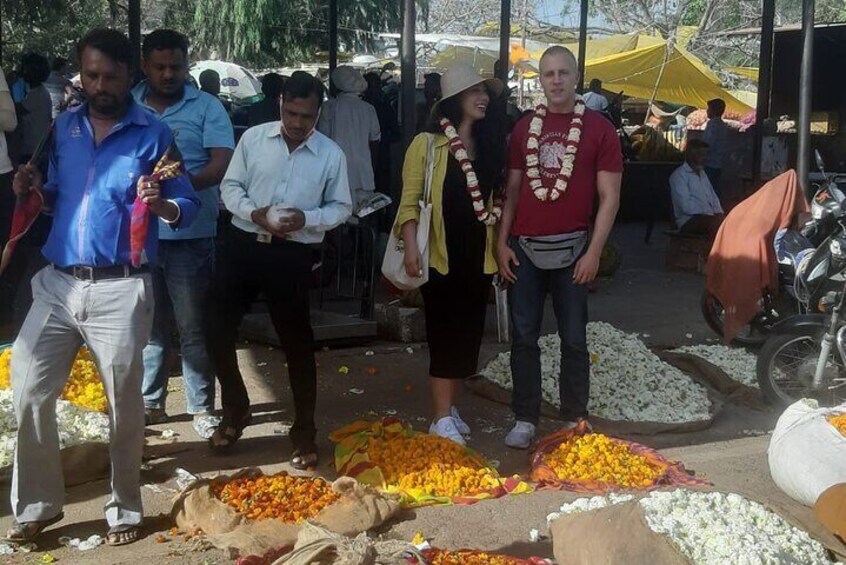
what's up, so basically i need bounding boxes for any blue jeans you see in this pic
[142,238,215,414]
[508,239,590,424]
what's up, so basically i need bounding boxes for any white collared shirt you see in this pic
[221,121,352,244]
[669,162,723,228]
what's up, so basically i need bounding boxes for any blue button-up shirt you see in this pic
[132,82,234,240]
[41,99,200,268]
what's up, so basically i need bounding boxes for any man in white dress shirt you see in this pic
[208,71,351,469]
[670,139,723,238]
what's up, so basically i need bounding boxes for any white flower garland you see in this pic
[439,118,502,226]
[526,96,587,202]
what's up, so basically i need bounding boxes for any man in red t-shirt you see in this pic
[497,46,623,449]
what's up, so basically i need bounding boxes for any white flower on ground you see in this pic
[480,322,712,424]
[0,390,110,468]
[672,344,759,388]
[547,490,832,565]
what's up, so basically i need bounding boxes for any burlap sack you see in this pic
[656,350,765,410]
[0,442,110,487]
[271,523,419,565]
[464,376,720,435]
[549,501,688,565]
[171,470,401,559]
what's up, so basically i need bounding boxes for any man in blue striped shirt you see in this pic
[5,29,199,547]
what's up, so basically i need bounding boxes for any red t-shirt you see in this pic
[507,108,623,236]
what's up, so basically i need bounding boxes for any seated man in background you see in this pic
[670,139,724,238]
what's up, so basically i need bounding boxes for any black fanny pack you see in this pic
[518,231,588,270]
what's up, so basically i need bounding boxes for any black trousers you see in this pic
[209,227,317,448]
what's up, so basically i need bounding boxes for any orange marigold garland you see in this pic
[827,412,846,435]
[421,548,534,565]
[210,471,340,523]
[530,421,710,493]
[365,432,501,499]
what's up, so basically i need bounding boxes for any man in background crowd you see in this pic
[43,57,71,119]
[0,69,18,340]
[582,79,609,112]
[670,139,723,238]
[133,29,235,439]
[247,72,285,127]
[702,97,727,197]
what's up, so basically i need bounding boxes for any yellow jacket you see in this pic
[395,132,498,276]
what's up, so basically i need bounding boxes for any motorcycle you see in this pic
[702,153,846,346]
[756,155,846,406]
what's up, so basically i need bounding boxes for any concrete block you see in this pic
[375,302,427,343]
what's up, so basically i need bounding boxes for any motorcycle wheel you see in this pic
[756,331,846,407]
[700,291,768,347]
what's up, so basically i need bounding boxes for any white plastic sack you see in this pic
[768,399,846,506]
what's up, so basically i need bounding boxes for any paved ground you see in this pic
[0,223,837,564]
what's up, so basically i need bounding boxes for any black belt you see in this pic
[55,264,150,281]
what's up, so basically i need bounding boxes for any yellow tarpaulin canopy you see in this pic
[427,33,752,114]
[558,35,752,114]
[728,66,760,81]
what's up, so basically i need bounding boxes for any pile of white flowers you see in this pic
[0,390,110,468]
[545,490,832,565]
[481,322,712,423]
[672,344,759,389]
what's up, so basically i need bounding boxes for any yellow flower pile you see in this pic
[0,348,108,413]
[423,549,527,565]
[828,413,846,436]
[366,433,501,498]
[210,472,340,523]
[542,433,666,489]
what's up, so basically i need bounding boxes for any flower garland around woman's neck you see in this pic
[439,117,502,226]
[525,95,587,202]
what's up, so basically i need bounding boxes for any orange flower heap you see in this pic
[210,472,340,523]
[828,413,846,436]
[424,549,527,565]
[0,347,107,413]
[542,433,666,489]
[366,434,501,498]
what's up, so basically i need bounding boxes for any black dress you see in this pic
[420,155,495,379]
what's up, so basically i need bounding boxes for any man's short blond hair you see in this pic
[539,45,578,71]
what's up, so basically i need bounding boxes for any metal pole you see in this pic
[328,0,338,75]
[401,0,416,149]
[752,0,776,187]
[577,0,588,92]
[128,0,141,69]
[498,0,511,83]
[797,0,814,193]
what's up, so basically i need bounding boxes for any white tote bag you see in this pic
[381,134,435,290]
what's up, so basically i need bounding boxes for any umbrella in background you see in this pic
[189,61,262,102]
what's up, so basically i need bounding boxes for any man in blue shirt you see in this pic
[133,29,234,439]
[5,29,199,546]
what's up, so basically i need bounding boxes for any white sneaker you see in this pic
[450,406,471,437]
[505,421,536,449]
[429,416,466,446]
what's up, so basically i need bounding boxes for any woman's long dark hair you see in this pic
[424,86,505,196]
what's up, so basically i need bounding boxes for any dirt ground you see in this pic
[0,224,837,564]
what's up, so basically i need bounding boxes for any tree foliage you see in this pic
[422,0,533,35]
[190,0,402,66]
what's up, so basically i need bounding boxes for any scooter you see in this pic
[702,152,846,346]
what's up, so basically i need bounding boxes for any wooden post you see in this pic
[577,0,588,92]
[128,0,141,69]
[797,0,815,193]
[498,0,511,83]
[401,0,416,149]
[752,0,776,186]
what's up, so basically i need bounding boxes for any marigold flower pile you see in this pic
[827,413,846,436]
[366,433,501,498]
[423,549,527,565]
[0,348,107,413]
[541,433,666,488]
[210,472,340,523]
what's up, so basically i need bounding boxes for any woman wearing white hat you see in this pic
[393,63,504,444]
